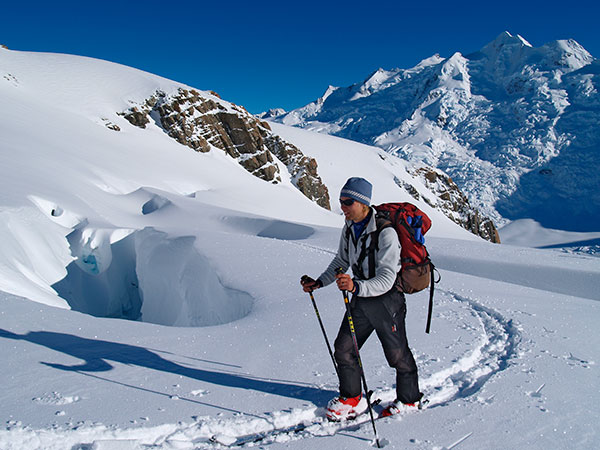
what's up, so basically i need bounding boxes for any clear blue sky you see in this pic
[2,0,598,114]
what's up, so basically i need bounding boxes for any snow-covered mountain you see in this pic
[0,45,483,311]
[273,32,600,232]
[0,45,499,243]
[1,45,600,450]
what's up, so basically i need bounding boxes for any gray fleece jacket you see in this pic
[318,207,401,297]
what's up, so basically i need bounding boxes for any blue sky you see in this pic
[2,0,598,113]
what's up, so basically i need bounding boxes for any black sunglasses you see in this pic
[340,198,355,206]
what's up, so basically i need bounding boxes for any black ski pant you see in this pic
[333,288,422,404]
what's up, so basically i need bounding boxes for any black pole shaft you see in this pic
[425,265,434,334]
[340,288,381,448]
[308,291,339,376]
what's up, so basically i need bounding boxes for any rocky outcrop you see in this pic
[121,107,150,128]
[414,168,500,243]
[263,134,330,209]
[119,88,330,209]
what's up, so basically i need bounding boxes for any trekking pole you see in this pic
[301,276,339,376]
[335,268,381,448]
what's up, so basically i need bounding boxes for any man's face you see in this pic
[340,197,368,223]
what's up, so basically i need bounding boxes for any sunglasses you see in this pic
[340,198,355,206]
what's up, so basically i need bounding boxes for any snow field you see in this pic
[1,232,598,449]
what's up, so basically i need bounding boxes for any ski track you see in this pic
[2,290,521,449]
[422,290,521,407]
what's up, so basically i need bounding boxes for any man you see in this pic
[301,177,422,421]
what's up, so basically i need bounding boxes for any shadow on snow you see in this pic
[0,329,334,404]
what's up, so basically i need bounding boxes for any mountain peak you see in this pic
[319,85,338,104]
[496,31,532,46]
[480,31,532,57]
[416,53,446,68]
[258,108,286,119]
[470,32,594,79]
[542,38,594,71]
[350,68,400,100]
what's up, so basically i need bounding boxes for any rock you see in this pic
[414,167,500,243]
[264,134,331,209]
[119,107,150,128]
[105,123,120,131]
[118,88,330,209]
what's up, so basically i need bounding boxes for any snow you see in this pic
[500,218,600,249]
[1,47,600,450]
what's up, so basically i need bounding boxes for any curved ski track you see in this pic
[143,290,522,448]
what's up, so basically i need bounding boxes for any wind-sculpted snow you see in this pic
[0,207,73,308]
[142,194,173,215]
[54,226,254,326]
[27,191,259,327]
[135,228,254,327]
[221,216,315,240]
[53,231,142,319]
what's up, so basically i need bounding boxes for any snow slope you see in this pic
[0,46,479,310]
[1,47,599,450]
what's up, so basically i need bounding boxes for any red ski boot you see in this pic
[381,398,425,417]
[326,395,368,421]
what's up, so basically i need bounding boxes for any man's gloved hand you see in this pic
[301,275,323,292]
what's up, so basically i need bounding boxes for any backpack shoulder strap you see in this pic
[359,217,392,279]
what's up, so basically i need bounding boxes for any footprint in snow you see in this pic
[32,392,81,405]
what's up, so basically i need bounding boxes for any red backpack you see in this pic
[352,202,438,333]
